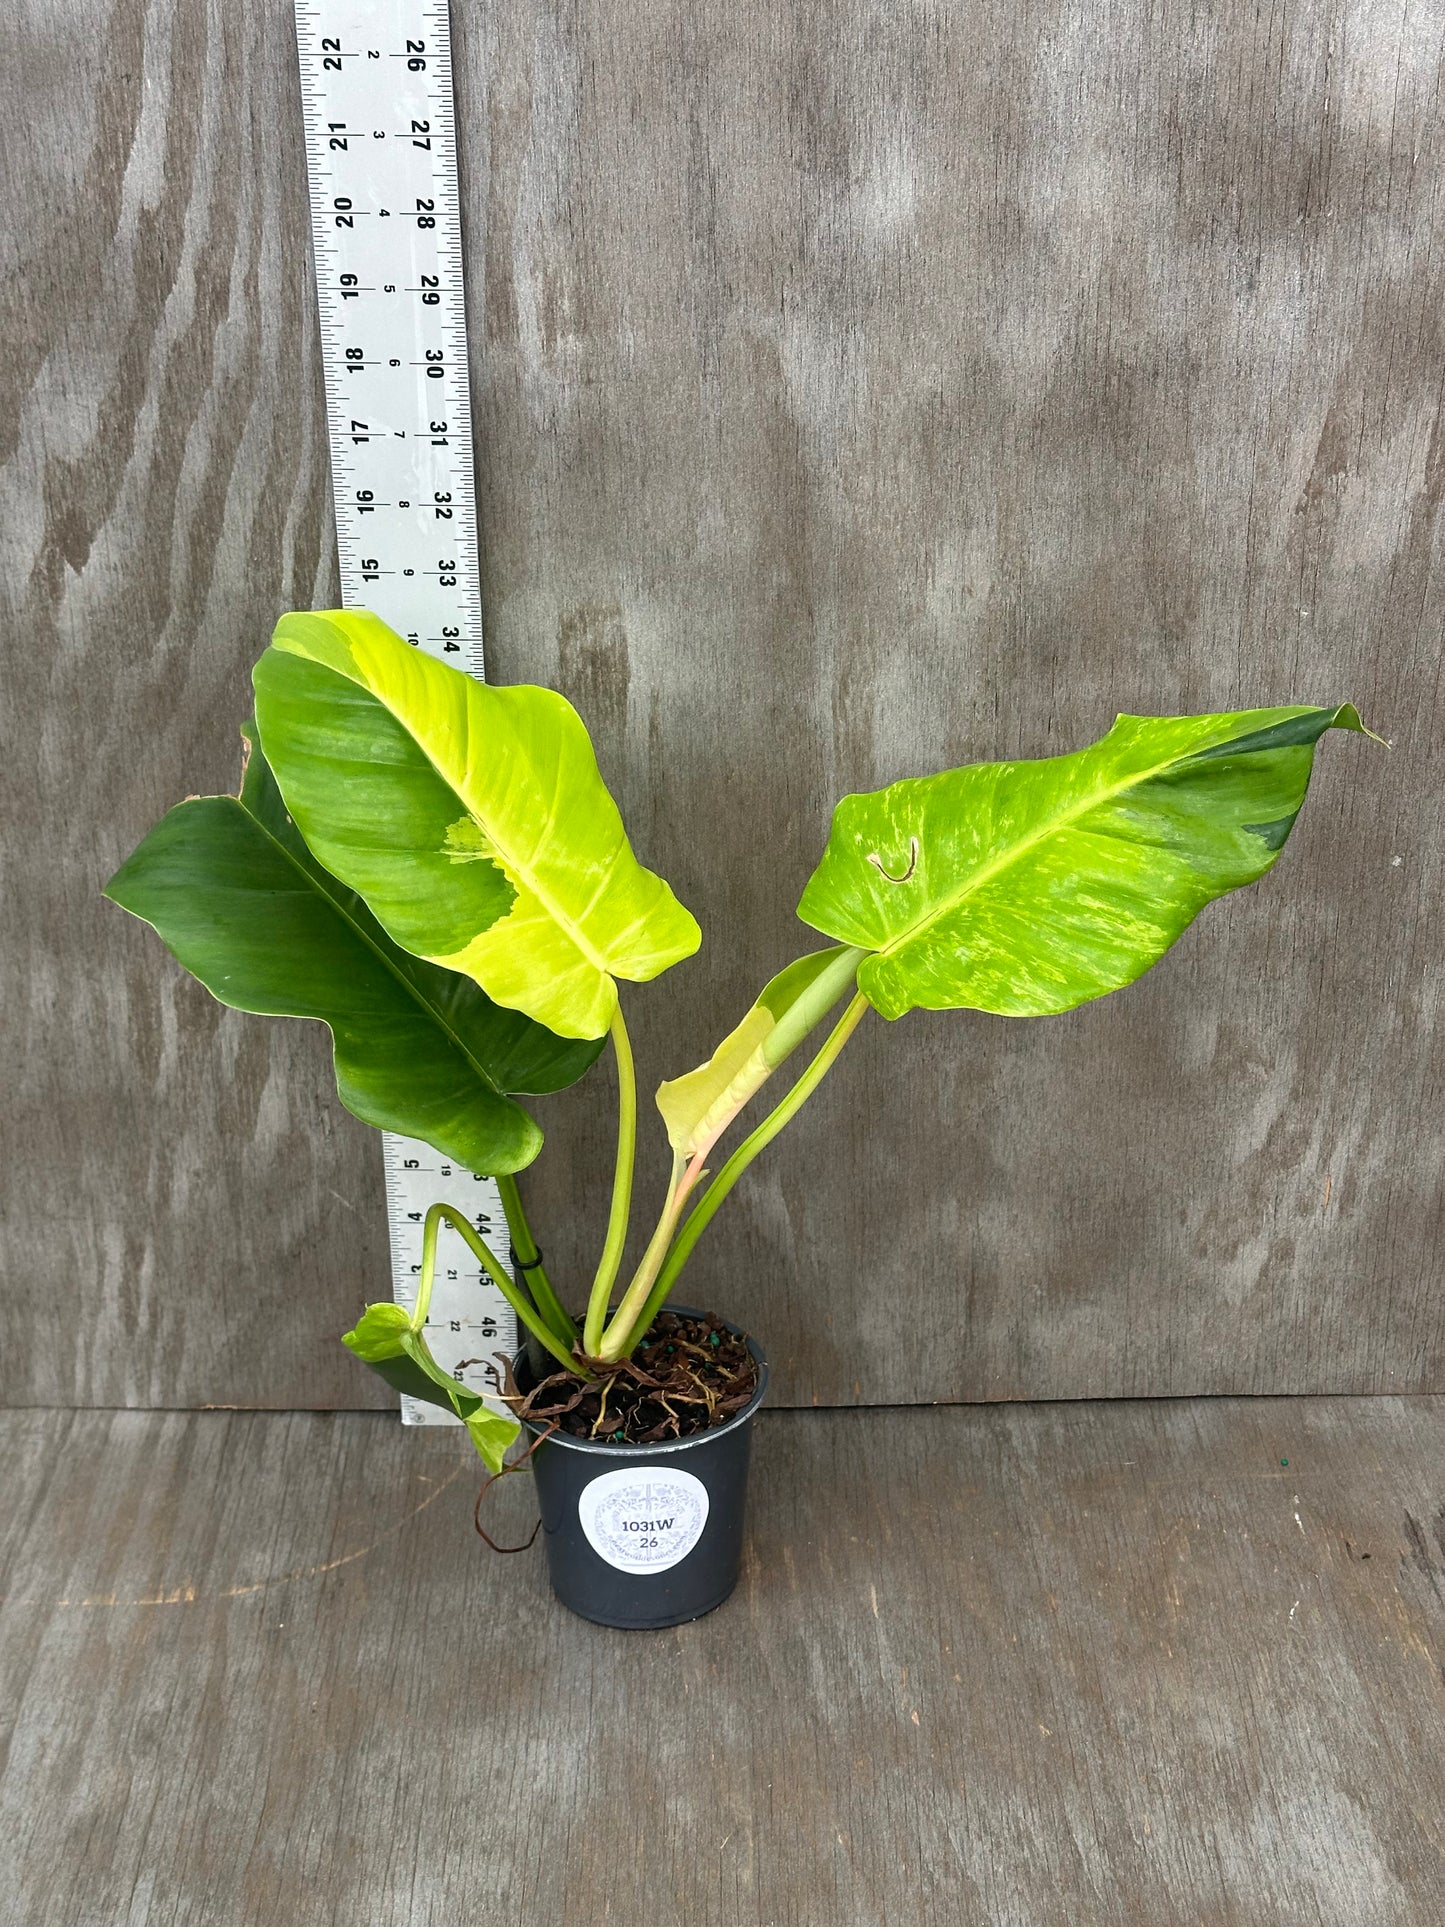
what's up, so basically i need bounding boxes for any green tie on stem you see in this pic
[417,1201,583,1377]
[495,1172,576,1347]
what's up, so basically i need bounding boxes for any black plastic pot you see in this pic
[516,1310,768,1629]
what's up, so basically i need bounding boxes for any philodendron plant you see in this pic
[107,608,1368,1471]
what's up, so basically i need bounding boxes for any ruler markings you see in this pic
[294,0,513,1425]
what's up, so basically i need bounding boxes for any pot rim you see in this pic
[514,1305,769,1458]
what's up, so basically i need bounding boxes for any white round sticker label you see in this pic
[577,1466,710,1574]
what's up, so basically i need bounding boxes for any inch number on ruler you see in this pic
[295,0,514,1423]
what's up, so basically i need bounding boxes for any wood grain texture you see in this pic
[1,0,390,1408]
[3,1399,1444,1922]
[3,0,1443,1407]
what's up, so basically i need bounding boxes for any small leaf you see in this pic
[798,705,1369,1020]
[254,610,701,1038]
[656,945,864,1161]
[341,1301,414,1361]
[462,1405,522,1470]
[341,1306,520,1472]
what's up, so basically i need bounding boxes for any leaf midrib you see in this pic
[327,647,613,978]
[873,740,1204,963]
[281,639,624,978]
[243,793,509,1102]
[421,674,611,974]
[481,828,611,975]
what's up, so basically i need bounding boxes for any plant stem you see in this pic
[412,1203,445,1331]
[495,1172,576,1345]
[419,1201,585,1376]
[596,1152,693,1357]
[599,989,871,1361]
[597,951,865,1359]
[581,1000,637,1357]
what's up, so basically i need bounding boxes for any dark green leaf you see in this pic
[104,727,603,1172]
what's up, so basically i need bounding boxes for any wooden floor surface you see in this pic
[2,1399,1443,1924]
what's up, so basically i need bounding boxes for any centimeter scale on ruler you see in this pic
[295,0,517,1423]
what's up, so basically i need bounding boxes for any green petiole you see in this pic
[596,991,871,1361]
[416,1201,583,1377]
[581,1002,637,1357]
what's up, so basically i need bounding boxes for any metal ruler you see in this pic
[294,0,515,1422]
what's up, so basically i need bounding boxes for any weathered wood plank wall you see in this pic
[3,0,1442,1409]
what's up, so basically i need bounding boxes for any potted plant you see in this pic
[106,607,1368,1626]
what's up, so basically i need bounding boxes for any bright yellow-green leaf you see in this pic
[798,706,1369,1019]
[103,726,602,1174]
[253,610,701,1039]
[656,945,865,1161]
[342,1303,519,1472]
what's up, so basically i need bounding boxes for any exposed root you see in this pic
[503,1310,758,1445]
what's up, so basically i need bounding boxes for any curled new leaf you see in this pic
[656,944,865,1163]
[253,610,701,1039]
[798,706,1369,1019]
